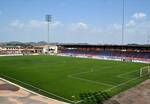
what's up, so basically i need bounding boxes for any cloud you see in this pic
[29,20,45,28]
[9,20,63,29]
[6,17,150,44]
[28,20,63,29]
[51,21,63,28]
[69,22,122,35]
[126,20,136,27]
[132,12,146,20]
[107,23,122,31]
[67,20,150,44]
[10,20,25,28]
[70,22,88,31]
[110,23,121,29]
[126,12,147,28]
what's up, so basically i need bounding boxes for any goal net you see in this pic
[139,66,150,77]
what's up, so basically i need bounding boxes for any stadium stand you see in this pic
[58,44,150,61]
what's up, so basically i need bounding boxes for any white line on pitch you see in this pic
[76,66,148,104]
[76,75,144,104]
[0,74,72,103]
[117,70,139,78]
[68,75,114,87]
[104,76,142,92]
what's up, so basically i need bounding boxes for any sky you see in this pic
[0,0,150,44]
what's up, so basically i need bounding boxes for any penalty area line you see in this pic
[76,75,144,104]
[105,67,147,92]
[67,66,115,87]
[117,70,139,78]
[104,75,142,92]
[76,66,148,104]
[68,75,115,87]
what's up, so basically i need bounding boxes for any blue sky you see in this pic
[0,0,150,44]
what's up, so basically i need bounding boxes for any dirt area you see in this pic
[104,79,150,104]
[0,84,19,91]
[0,78,68,104]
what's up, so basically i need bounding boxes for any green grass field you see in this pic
[0,55,148,103]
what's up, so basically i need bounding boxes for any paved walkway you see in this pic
[0,78,68,104]
[104,79,150,104]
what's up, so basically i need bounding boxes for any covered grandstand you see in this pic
[58,44,150,62]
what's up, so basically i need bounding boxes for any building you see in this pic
[42,45,58,54]
[0,45,58,55]
[0,46,22,54]
[29,45,58,54]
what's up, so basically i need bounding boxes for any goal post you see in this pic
[139,66,150,77]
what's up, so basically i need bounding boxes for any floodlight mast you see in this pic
[45,14,52,44]
[121,0,125,60]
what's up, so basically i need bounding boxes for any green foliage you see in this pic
[79,91,110,104]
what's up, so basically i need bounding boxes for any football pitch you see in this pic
[0,55,148,103]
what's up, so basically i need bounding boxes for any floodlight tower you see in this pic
[122,0,125,46]
[45,14,52,44]
[121,0,125,60]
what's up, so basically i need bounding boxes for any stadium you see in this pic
[0,0,150,104]
[0,44,150,104]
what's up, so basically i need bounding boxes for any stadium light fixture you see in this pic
[45,14,52,44]
[122,0,125,46]
[121,0,125,60]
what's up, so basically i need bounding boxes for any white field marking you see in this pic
[68,66,115,87]
[76,75,143,104]
[76,73,146,104]
[68,75,114,87]
[0,74,72,103]
[117,70,139,78]
[104,75,142,92]
[117,66,150,79]
[69,69,93,76]
[75,66,149,104]
[70,66,112,76]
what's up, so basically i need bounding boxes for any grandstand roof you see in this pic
[58,44,150,52]
[58,44,150,48]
